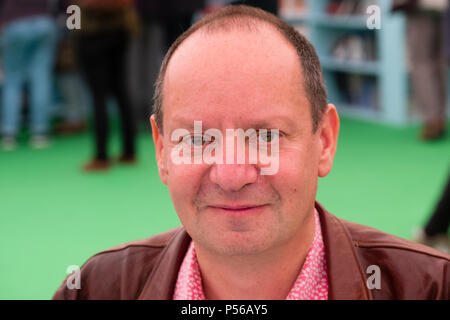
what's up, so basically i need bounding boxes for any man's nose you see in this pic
[209,163,258,192]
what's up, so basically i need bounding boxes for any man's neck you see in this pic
[194,211,316,300]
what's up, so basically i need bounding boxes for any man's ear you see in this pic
[318,104,340,178]
[150,114,168,185]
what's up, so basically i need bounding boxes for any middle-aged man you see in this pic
[53,5,450,300]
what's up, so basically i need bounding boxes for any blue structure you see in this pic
[284,0,411,125]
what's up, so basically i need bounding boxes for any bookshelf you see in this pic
[281,0,410,125]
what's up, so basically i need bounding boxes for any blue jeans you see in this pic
[1,15,57,136]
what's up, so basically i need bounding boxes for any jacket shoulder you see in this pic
[342,219,449,260]
[52,227,183,300]
[98,227,181,253]
[340,219,450,299]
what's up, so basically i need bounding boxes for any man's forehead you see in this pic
[163,23,304,103]
[161,19,310,134]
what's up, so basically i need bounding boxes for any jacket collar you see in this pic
[137,226,191,299]
[315,202,373,300]
[138,201,373,300]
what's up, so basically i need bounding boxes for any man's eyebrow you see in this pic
[169,117,208,131]
[246,115,299,130]
[250,118,294,128]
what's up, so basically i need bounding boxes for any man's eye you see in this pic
[185,135,213,146]
[258,130,279,143]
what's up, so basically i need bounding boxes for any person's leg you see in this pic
[424,174,450,236]
[85,64,109,161]
[77,33,110,164]
[128,21,162,130]
[407,13,446,139]
[414,173,450,254]
[1,20,29,147]
[55,32,87,133]
[144,23,165,122]
[434,15,447,124]
[27,16,58,146]
[109,31,136,160]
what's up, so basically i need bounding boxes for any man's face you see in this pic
[151,26,338,256]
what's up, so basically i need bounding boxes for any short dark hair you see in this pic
[153,5,327,133]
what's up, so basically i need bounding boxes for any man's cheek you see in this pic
[168,165,200,196]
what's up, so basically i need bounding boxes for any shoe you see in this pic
[117,154,137,164]
[30,135,50,149]
[2,136,17,151]
[420,119,446,141]
[413,229,450,254]
[82,159,111,172]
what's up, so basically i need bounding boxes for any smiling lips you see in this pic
[208,204,268,214]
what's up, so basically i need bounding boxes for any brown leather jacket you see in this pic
[53,202,450,300]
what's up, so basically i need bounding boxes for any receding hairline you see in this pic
[170,15,300,61]
[164,16,303,89]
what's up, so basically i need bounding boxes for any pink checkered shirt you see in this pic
[173,209,328,300]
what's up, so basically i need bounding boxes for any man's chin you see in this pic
[198,230,275,257]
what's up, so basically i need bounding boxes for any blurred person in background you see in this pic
[447,0,450,62]
[193,1,277,23]
[393,0,448,140]
[130,0,165,130]
[129,0,206,130]
[415,171,450,253]
[0,0,59,150]
[75,0,138,171]
[229,0,278,15]
[163,0,205,49]
[54,18,87,135]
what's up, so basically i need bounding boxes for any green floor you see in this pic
[0,117,449,299]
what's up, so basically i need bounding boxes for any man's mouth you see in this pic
[208,204,268,214]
